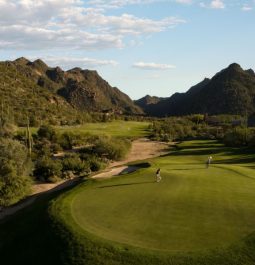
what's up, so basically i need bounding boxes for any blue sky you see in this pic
[0,0,255,99]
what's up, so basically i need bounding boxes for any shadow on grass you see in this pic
[170,167,205,171]
[214,156,255,164]
[98,181,154,189]
[161,143,255,164]
[0,178,85,265]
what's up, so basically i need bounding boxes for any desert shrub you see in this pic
[58,132,75,149]
[223,128,251,147]
[51,143,63,154]
[57,132,91,150]
[89,157,106,171]
[0,138,32,206]
[61,154,89,174]
[79,153,107,172]
[37,125,57,141]
[34,156,62,182]
[0,122,17,138]
[93,137,131,161]
[151,119,196,141]
[33,139,52,157]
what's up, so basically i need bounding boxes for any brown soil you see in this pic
[110,138,170,168]
[92,138,170,180]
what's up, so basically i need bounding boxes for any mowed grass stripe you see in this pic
[70,141,255,252]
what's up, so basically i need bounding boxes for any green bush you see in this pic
[0,138,32,206]
[61,154,89,174]
[33,139,52,157]
[0,123,17,138]
[79,153,107,172]
[58,132,74,149]
[89,158,106,171]
[223,128,251,147]
[37,125,57,141]
[34,156,62,182]
[93,137,131,161]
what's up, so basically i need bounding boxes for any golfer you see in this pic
[156,168,161,182]
[206,156,212,168]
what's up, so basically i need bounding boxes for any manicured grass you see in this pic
[56,121,150,138]
[70,140,255,252]
[1,140,255,265]
[19,121,150,138]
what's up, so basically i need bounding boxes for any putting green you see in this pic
[71,141,255,252]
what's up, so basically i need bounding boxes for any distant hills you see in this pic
[1,58,255,126]
[0,57,143,125]
[136,63,255,117]
[134,95,164,113]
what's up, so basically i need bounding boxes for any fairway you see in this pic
[70,141,255,252]
[19,121,150,138]
[56,121,150,138]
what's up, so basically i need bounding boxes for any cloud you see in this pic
[31,56,119,69]
[200,0,225,9]
[175,0,192,4]
[87,0,194,9]
[133,61,176,70]
[210,0,225,9]
[0,0,185,51]
[87,0,167,9]
[242,5,253,11]
[0,24,123,50]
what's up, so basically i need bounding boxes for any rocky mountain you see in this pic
[139,63,255,117]
[0,58,143,125]
[134,95,164,113]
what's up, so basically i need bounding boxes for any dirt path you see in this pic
[110,138,169,168]
[91,166,139,179]
[92,138,170,179]
[0,138,170,220]
[0,178,80,221]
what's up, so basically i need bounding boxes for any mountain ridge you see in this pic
[137,63,255,117]
[0,57,143,125]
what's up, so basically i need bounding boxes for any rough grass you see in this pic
[1,140,255,265]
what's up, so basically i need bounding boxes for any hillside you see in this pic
[58,68,142,114]
[12,58,142,114]
[0,58,143,125]
[0,61,83,126]
[139,64,255,117]
[134,95,164,113]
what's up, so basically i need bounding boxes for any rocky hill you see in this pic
[0,58,143,125]
[139,63,255,117]
[134,95,163,114]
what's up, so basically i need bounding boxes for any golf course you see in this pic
[1,139,255,265]
[51,140,255,265]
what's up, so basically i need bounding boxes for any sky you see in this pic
[0,0,255,99]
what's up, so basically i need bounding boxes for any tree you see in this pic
[34,156,62,182]
[0,138,32,206]
[37,125,57,141]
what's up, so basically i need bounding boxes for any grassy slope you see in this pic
[1,140,255,265]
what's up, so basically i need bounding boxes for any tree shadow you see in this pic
[214,156,255,165]
[170,167,205,171]
[98,181,155,189]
